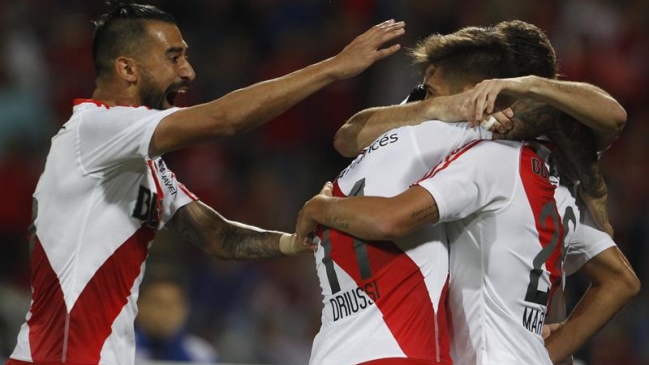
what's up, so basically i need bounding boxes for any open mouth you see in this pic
[165,88,186,108]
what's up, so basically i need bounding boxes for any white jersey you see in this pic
[310,121,490,365]
[546,185,616,365]
[9,100,197,365]
[418,140,566,365]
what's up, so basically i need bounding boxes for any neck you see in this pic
[92,80,140,107]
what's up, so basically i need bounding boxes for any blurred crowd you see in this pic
[0,0,647,364]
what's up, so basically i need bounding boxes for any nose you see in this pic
[179,59,196,81]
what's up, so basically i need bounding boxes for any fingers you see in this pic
[481,109,514,133]
[320,181,334,197]
[467,79,509,124]
[370,20,406,59]
[375,44,401,60]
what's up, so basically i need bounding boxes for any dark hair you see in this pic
[409,26,517,93]
[92,1,176,78]
[493,20,557,79]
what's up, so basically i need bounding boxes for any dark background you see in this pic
[0,1,647,364]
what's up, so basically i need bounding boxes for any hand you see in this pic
[480,108,515,133]
[329,20,405,80]
[295,182,334,246]
[279,233,318,256]
[420,91,515,133]
[542,322,563,341]
[463,77,534,125]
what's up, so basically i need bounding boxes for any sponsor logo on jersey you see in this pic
[329,280,381,322]
[531,157,549,180]
[338,133,399,179]
[132,186,160,229]
[157,159,178,196]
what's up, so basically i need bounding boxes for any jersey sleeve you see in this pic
[78,106,181,173]
[161,181,197,228]
[410,121,493,169]
[416,140,517,222]
[563,208,616,276]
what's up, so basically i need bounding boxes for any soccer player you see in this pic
[6,2,406,365]
[334,20,626,237]
[309,20,638,365]
[305,26,524,365]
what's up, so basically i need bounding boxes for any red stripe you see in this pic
[177,182,198,201]
[416,140,483,185]
[73,99,111,108]
[72,99,149,109]
[519,146,564,301]
[25,226,154,363]
[321,182,451,363]
[27,239,67,361]
[65,226,153,362]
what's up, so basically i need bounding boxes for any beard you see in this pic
[138,69,190,110]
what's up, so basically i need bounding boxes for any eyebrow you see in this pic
[165,46,187,55]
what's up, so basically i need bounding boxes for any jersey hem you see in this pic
[7,358,106,365]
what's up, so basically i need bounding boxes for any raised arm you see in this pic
[150,20,405,156]
[464,76,627,151]
[544,246,640,364]
[334,102,427,157]
[295,182,438,243]
[167,200,312,260]
[334,88,486,157]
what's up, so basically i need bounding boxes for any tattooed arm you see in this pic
[167,200,309,260]
[466,76,626,151]
[295,182,438,244]
[495,98,613,236]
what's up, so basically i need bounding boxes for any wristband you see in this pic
[279,233,299,256]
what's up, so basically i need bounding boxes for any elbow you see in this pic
[622,270,641,300]
[333,128,358,158]
[602,99,627,136]
[612,105,627,135]
[606,268,642,302]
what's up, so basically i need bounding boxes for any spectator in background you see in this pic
[136,272,218,363]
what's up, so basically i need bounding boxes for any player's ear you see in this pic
[115,56,138,83]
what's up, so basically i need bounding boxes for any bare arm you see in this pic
[466,76,627,151]
[150,20,405,156]
[295,182,438,242]
[167,200,311,260]
[544,247,640,364]
[334,89,484,157]
[334,102,428,157]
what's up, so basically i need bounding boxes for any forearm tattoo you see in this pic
[168,203,284,260]
[497,98,607,198]
[497,98,558,141]
[325,213,350,231]
[410,204,439,225]
[219,226,284,260]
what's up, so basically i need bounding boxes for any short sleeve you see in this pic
[411,121,493,169]
[417,140,517,222]
[77,105,181,174]
[563,208,616,276]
